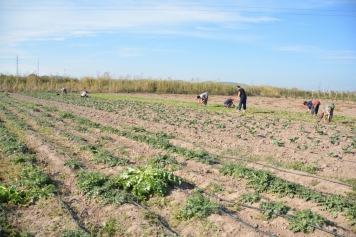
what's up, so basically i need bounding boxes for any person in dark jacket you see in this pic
[61,88,67,95]
[236,86,247,112]
[223,97,235,108]
[303,99,320,116]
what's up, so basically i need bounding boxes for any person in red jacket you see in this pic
[303,99,320,116]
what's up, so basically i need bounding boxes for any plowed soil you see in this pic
[1,92,355,237]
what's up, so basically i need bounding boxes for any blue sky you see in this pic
[1,0,355,91]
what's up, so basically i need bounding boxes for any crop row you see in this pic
[20,92,356,159]
[2,93,356,235]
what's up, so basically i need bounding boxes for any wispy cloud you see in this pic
[274,45,356,63]
[195,26,216,31]
[0,1,280,45]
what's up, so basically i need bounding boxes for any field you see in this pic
[1,92,356,237]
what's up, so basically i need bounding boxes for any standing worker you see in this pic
[197,92,208,106]
[223,97,235,108]
[318,102,335,123]
[61,88,67,95]
[303,99,320,116]
[236,86,247,112]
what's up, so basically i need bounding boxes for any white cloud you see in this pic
[0,0,280,45]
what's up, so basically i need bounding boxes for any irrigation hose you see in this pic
[175,186,277,237]
[132,201,179,237]
[56,196,90,235]
[185,138,355,189]
[221,211,277,237]
[176,185,346,237]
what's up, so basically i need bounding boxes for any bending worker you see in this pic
[303,99,320,116]
[81,90,89,98]
[197,92,208,106]
[223,97,235,108]
[318,102,335,123]
[61,88,67,95]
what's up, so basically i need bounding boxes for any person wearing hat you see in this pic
[236,86,247,112]
[197,92,208,106]
[223,97,235,108]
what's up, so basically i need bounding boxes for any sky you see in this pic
[0,0,355,91]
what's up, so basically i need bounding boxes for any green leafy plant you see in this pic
[101,218,120,236]
[75,171,131,205]
[297,145,309,151]
[148,154,180,170]
[177,192,222,220]
[288,209,326,233]
[288,162,318,174]
[9,154,36,164]
[342,145,352,154]
[205,182,225,194]
[259,201,288,220]
[80,144,129,167]
[239,192,261,204]
[344,205,356,230]
[63,159,83,170]
[272,139,284,147]
[289,137,299,143]
[114,166,181,200]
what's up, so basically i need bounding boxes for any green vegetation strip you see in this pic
[0,100,178,236]
[220,163,356,228]
[21,92,356,126]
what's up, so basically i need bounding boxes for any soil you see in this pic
[2,92,356,237]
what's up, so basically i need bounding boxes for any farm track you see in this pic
[1,93,355,236]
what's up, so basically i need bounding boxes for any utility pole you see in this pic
[37,58,39,76]
[16,55,19,78]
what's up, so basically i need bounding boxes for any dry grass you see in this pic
[1,73,355,101]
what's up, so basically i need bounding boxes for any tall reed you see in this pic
[0,73,355,101]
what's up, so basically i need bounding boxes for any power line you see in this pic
[0,4,355,12]
[0,6,355,17]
